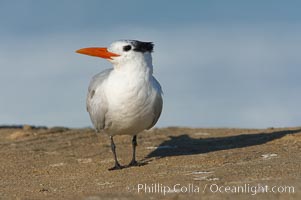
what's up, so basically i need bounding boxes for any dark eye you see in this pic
[123,45,132,52]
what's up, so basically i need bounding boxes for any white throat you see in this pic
[112,53,153,75]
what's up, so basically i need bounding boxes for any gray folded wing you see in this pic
[147,77,163,129]
[86,68,112,131]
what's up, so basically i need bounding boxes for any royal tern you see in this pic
[76,40,163,170]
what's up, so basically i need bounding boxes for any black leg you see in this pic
[128,135,139,166]
[109,136,123,170]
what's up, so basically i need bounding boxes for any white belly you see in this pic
[103,73,156,135]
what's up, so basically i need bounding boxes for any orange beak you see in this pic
[76,47,120,60]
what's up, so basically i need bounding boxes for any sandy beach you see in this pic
[0,126,300,199]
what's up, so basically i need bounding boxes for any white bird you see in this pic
[76,40,163,170]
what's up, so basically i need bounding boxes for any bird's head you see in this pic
[76,40,154,67]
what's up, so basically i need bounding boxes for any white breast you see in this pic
[103,69,156,135]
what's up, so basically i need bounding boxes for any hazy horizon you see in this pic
[1,1,300,129]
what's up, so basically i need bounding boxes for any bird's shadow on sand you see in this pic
[142,129,300,162]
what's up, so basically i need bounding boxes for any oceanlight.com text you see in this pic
[130,183,295,196]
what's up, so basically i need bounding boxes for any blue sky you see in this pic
[0,0,300,128]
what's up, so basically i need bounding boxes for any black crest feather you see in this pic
[131,40,154,53]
